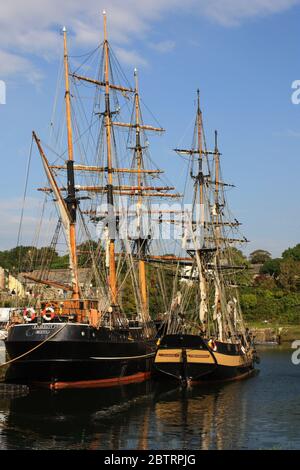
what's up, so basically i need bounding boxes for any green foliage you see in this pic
[249,249,271,264]
[278,259,300,291]
[254,275,276,290]
[282,244,300,261]
[0,246,59,273]
[260,258,281,277]
[241,293,257,309]
[228,247,249,266]
[239,244,300,324]
[2,241,300,325]
[0,241,103,273]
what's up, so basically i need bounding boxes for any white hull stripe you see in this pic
[90,352,156,360]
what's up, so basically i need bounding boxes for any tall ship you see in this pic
[154,91,259,384]
[4,12,180,389]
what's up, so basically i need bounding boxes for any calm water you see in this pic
[0,343,300,450]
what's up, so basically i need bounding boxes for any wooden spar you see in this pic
[134,68,148,318]
[112,122,165,133]
[66,185,175,191]
[153,219,240,227]
[174,149,208,155]
[32,131,77,296]
[106,185,173,191]
[208,180,235,188]
[33,132,69,214]
[63,27,80,300]
[103,11,117,306]
[49,164,163,174]
[145,255,192,262]
[70,73,134,94]
[104,192,181,198]
[38,187,182,197]
[84,209,186,216]
[23,273,73,292]
[203,237,249,244]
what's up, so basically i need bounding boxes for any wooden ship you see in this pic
[154,91,259,384]
[4,12,180,389]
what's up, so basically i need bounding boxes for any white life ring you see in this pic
[208,339,217,352]
[42,306,55,321]
[23,307,36,322]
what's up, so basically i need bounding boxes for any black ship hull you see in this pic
[4,323,156,389]
[154,334,255,384]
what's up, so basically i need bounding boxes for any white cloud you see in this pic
[200,0,300,26]
[0,0,298,81]
[149,40,176,53]
[273,129,300,138]
[0,50,43,84]
[114,47,148,67]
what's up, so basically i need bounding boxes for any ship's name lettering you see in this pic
[32,324,56,334]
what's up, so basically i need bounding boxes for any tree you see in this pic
[282,244,300,262]
[240,293,257,309]
[227,247,249,266]
[278,259,300,291]
[249,249,271,264]
[260,258,281,277]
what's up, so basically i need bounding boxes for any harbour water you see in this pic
[0,343,300,450]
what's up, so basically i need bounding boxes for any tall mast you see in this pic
[212,129,223,339]
[103,11,117,306]
[214,130,220,249]
[195,90,208,329]
[196,89,204,226]
[63,26,80,300]
[134,68,148,318]
[62,12,179,312]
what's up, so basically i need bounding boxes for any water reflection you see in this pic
[0,377,255,450]
[0,347,300,449]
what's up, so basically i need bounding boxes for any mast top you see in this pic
[103,9,108,41]
[215,130,218,151]
[134,68,139,91]
[62,26,67,33]
[197,89,200,113]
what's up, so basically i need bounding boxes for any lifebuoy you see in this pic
[23,307,36,322]
[208,339,217,352]
[42,306,55,321]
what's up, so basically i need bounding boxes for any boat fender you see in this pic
[23,307,36,322]
[42,306,55,321]
[208,339,217,352]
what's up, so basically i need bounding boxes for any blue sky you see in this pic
[0,0,300,257]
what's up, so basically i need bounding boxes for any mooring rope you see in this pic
[0,323,67,368]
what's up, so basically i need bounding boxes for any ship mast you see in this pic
[49,12,180,314]
[63,27,80,300]
[103,11,118,306]
[214,130,220,246]
[134,68,148,318]
[212,130,223,339]
[195,90,208,329]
